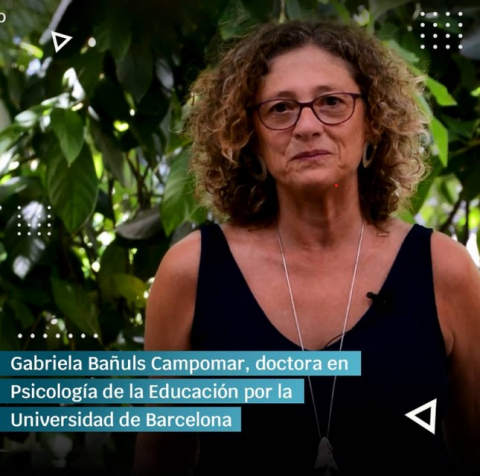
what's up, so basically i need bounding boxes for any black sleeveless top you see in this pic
[191,223,453,475]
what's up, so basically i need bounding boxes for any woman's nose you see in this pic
[293,106,325,136]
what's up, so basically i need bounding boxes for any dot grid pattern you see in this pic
[16,204,53,237]
[18,332,99,339]
[418,11,463,51]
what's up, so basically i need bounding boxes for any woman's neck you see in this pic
[274,186,369,251]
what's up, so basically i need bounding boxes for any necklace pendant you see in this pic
[314,437,339,474]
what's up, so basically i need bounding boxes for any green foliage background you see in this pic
[0,0,479,472]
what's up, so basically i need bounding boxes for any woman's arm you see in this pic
[432,231,480,474]
[132,231,201,476]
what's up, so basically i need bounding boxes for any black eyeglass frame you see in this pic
[250,92,365,130]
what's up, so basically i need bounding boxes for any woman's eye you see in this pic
[324,96,341,106]
[269,102,293,113]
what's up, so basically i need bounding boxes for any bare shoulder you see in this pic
[431,232,480,470]
[144,230,201,351]
[431,230,480,355]
[156,229,202,281]
[431,230,479,293]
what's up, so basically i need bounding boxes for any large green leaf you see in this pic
[383,39,419,64]
[111,273,147,307]
[430,117,449,167]
[410,155,444,215]
[99,241,129,276]
[93,9,132,59]
[90,78,131,122]
[51,277,101,338]
[2,201,50,279]
[0,177,31,203]
[241,0,274,21]
[14,109,40,128]
[50,108,85,165]
[369,0,412,22]
[115,39,153,103]
[90,120,134,188]
[5,299,35,329]
[46,144,98,234]
[160,149,205,236]
[115,207,163,240]
[440,116,476,141]
[426,77,457,107]
[0,124,23,154]
[73,47,104,97]
[328,0,350,22]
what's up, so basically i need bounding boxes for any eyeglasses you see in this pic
[251,92,364,130]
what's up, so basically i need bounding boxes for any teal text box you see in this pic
[0,407,241,432]
[0,351,361,376]
[0,378,304,404]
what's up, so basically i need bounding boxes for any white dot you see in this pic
[43,333,48,338]
[51,318,58,325]
[433,45,438,49]
[17,232,21,236]
[459,45,463,49]
[421,34,425,38]
[459,23,463,28]
[88,37,96,48]
[47,206,51,209]
[27,223,31,227]
[446,34,450,38]
[433,12,437,16]
[27,232,31,236]
[48,224,51,227]
[433,34,438,38]
[47,215,51,218]
[446,12,450,16]
[17,215,21,218]
[37,232,41,235]
[18,333,22,338]
[446,45,450,49]
[458,34,463,38]
[81,333,86,338]
[17,224,21,227]
[30,333,35,338]
[47,232,51,236]
[421,45,425,49]
[56,333,61,338]
[68,333,73,338]
[458,12,463,16]
[93,333,98,338]
[38,223,41,227]
[421,23,425,27]
[17,206,21,209]
[433,23,437,27]
[446,23,450,27]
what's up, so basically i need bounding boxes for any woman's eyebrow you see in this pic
[264,84,343,99]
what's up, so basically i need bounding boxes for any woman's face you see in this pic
[253,44,369,193]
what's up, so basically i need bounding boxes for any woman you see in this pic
[133,20,480,475]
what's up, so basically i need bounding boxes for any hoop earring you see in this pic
[362,143,376,168]
[252,155,268,182]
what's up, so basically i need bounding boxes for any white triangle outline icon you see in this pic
[405,398,437,434]
[51,31,72,53]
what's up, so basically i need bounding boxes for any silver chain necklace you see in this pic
[275,220,365,474]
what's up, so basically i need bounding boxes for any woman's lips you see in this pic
[292,151,331,160]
